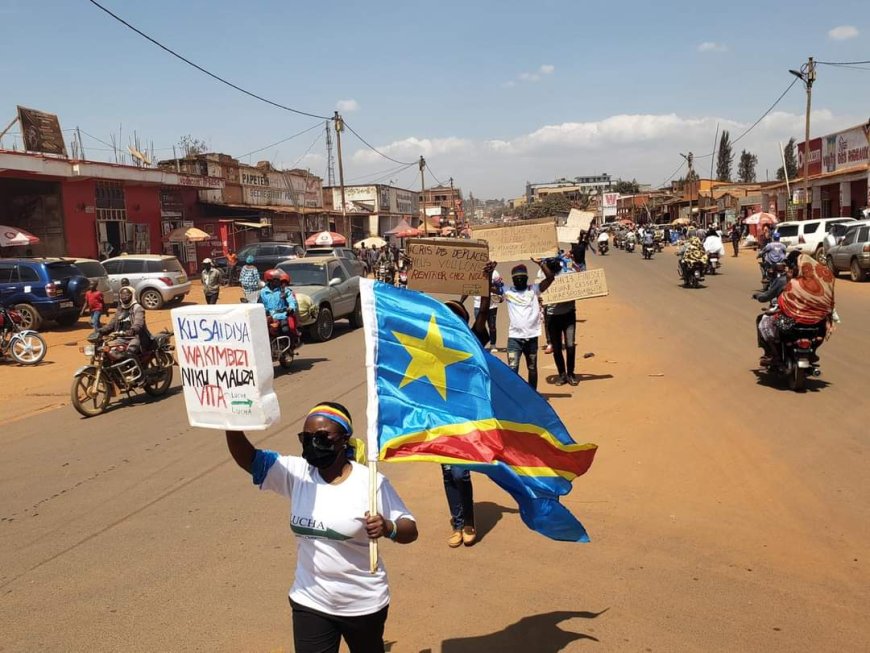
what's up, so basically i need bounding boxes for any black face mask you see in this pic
[513,276,528,291]
[301,433,344,469]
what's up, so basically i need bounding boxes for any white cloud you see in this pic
[698,41,727,52]
[342,109,859,197]
[828,25,859,40]
[505,64,556,86]
[336,99,359,112]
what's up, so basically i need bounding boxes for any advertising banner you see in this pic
[16,106,67,157]
[473,218,557,260]
[172,304,281,430]
[406,238,490,296]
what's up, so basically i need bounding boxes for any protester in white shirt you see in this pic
[503,261,555,390]
[703,232,726,257]
[225,402,417,653]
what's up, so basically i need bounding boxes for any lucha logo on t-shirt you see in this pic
[290,514,352,541]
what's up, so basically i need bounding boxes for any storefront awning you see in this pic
[235,221,270,229]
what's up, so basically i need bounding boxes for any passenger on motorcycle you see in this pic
[677,236,708,269]
[98,286,152,355]
[260,270,299,339]
[703,231,725,257]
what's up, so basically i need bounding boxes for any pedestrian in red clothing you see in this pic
[83,281,105,332]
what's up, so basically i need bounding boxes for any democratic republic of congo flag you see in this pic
[360,278,598,542]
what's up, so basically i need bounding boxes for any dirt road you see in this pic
[1,250,868,652]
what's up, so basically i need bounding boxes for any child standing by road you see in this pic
[83,281,105,332]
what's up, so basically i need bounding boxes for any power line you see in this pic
[426,165,447,187]
[346,162,413,184]
[342,120,416,166]
[731,77,800,146]
[86,0,330,120]
[818,63,870,72]
[290,129,325,169]
[816,59,870,65]
[657,160,686,188]
[236,122,323,159]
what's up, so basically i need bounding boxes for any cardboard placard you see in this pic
[473,218,558,261]
[406,238,490,296]
[171,303,281,430]
[541,269,609,305]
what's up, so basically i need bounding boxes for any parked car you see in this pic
[277,257,362,342]
[776,217,855,260]
[0,258,88,329]
[72,258,116,306]
[303,247,366,277]
[826,220,870,282]
[101,255,191,309]
[822,222,855,257]
[213,242,305,277]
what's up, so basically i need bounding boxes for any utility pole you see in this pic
[709,123,719,227]
[419,156,427,237]
[76,127,86,160]
[790,57,815,220]
[325,119,336,187]
[333,112,347,241]
[449,176,456,226]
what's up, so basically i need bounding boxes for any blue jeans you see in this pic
[90,310,102,331]
[473,306,498,347]
[442,464,474,530]
[506,336,539,390]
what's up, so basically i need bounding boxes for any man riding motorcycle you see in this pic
[677,236,708,276]
[260,269,300,346]
[97,286,152,356]
[757,231,787,281]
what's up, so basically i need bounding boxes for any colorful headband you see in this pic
[308,404,353,435]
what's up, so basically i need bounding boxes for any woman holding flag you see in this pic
[225,402,417,653]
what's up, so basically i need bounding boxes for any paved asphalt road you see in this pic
[1,248,868,652]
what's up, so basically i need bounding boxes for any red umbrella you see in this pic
[305,231,347,247]
[0,225,40,247]
[393,228,420,238]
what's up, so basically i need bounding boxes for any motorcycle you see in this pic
[397,269,409,288]
[653,239,664,253]
[0,305,47,365]
[625,240,636,254]
[757,317,825,392]
[71,330,174,417]
[240,298,299,369]
[679,260,705,288]
[598,240,609,255]
[642,242,654,260]
[705,252,722,275]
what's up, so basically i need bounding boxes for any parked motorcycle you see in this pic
[0,305,47,365]
[642,243,654,260]
[679,260,705,288]
[71,330,174,417]
[705,252,722,275]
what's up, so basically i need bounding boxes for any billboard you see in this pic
[602,191,618,217]
[16,106,67,157]
[800,123,870,176]
[796,138,822,177]
[238,167,322,208]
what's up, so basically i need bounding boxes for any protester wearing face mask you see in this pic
[225,402,418,653]
[503,261,555,390]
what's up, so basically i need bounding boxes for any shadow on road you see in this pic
[473,501,519,542]
[74,385,183,419]
[750,368,832,393]
[279,357,328,375]
[430,609,609,653]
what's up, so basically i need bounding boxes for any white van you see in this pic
[776,217,855,259]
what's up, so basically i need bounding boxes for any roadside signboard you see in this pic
[541,268,609,305]
[602,192,618,218]
[406,237,489,296]
[172,303,281,430]
[16,106,67,157]
[473,218,557,260]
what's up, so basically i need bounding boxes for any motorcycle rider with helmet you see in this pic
[757,231,787,282]
[260,269,298,341]
[96,286,152,356]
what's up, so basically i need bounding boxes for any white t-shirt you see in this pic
[504,284,541,338]
[261,457,414,617]
[473,269,503,309]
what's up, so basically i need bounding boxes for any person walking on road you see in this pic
[537,257,579,386]
[503,262,555,390]
[239,255,261,303]
[730,224,742,257]
[201,258,221,305]
[224,402,418,653]
[82,280,105,332]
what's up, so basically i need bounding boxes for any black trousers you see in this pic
[291,599,388,653]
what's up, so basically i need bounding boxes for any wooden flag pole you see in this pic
[369,460,378,573]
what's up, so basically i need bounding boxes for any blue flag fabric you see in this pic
[360,278,597,542]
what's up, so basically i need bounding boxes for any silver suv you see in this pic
[826,220,870,282]
[777,217,855,260]
[101,255,191,309]
[72,258,116,306]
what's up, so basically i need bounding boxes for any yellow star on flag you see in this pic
[393,315,472,400]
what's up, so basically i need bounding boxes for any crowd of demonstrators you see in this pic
[225,403,417,653]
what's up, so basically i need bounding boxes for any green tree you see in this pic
[737,150,758,183]
[776,137,798,181]
[716,130,733,181]
[613,178,640,194]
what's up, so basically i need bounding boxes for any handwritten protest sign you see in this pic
[406,238,490,296]
[541,268,609,305]
[171,303,281,430]
[473,218,557,261]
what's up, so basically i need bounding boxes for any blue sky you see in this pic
[0,0,867,197]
